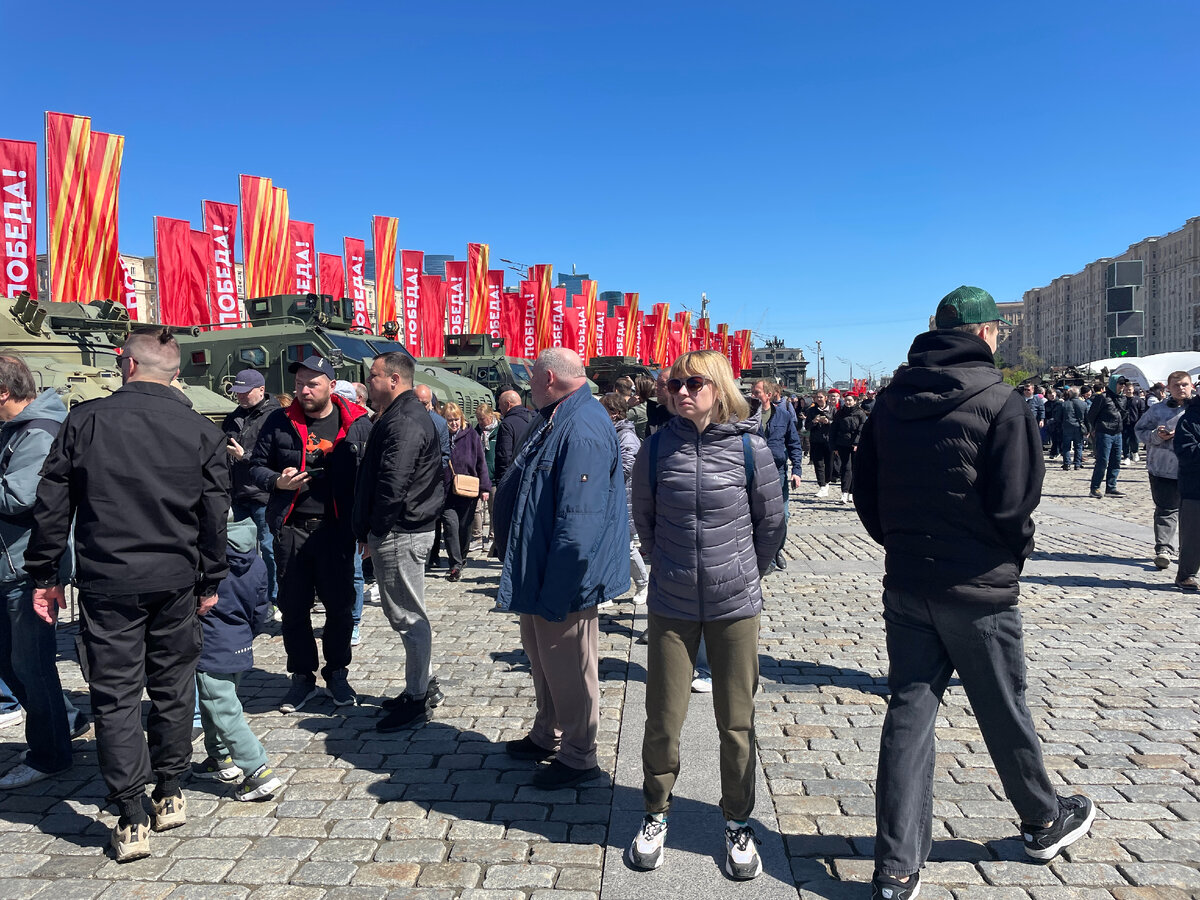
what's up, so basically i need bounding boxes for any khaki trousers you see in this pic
[642,611,760,821]
[520,607,599,769]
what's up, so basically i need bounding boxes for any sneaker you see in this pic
[280,675,319,713]
[382,677,442,711]
[691,675,713,693]
[626,813,668,870]
[350,624,361,646]
[724,820,763,880]
[192,755,242,783]
[598,599,615,609]
[1088,489,1102,498]
[1022,794,1095,861]
[326,671,358,707]
[235,764,281,801]
[632,585,648,607]
[0,762,61,789]
[505,735,556,761]
[377,695,428,732]
[1177,577,1199,592]
[0,710,21,728]
[67,708,91,739]
[530,759,604,790]
[816,484,830,498]
[1132,452,1140,461]
[271,605,283,622]
[111,820,150,863]
[150,792,187,831]
[1154,552,1171,570]
[871,871,921,899]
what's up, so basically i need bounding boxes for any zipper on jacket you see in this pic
[695,429,704,623]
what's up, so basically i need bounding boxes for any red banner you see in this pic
[240,175,273,298]
[344,237,371,331]
[400,250,424,355]
[486,269,503,338]
[519,280,538,360]
[202,200,240,328]
[634,311,645,364]
[116,256,139,320]
[445,260,467,335]
[603,307,618,357]
[155,217,209,326]
[467,242,489,333]
[668,321,683,366]
[641,319,656,366]
[287,220,316,294]
[612,306,627,357]
[551,287,567,349]
[318,253,344,301]
[530,264,553,355]
[373,215,399,325]
[730,337,744,378]
[592,301,607,362]
[501,291,523,354]
[82,130,124,307]
[1,140,37,299]
[564,300,585,359]
[736,330,753,370]
[420,275,446,357]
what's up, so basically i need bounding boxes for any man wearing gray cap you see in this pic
[249,356,372,712]
[222,369,280,608]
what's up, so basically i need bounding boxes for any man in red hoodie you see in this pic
[249,356,372,712]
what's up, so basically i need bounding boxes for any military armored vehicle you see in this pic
[176,293,492,416]
[1,292,235,421]
[585,356,657,394]
[425,333,600,405]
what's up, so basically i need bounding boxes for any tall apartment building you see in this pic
[1020,216,1200,365]
[994,300,1025,365]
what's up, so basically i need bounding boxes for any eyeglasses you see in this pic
[667,376,711,395]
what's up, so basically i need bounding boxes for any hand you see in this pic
[358,541,370,559]
[480,492,489,502]
[226,437,245,461]
[197,592,218,615]
[33,585,67,624]
[276,467,311,491]
[789,475,801,490]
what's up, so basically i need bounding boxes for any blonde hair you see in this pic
[476,403,495,425]
[443,401,463,423]
[669,350,749,424]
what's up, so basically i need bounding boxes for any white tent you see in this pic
[1083,352,1200,389]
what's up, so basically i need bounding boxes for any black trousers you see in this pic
[275,522,355,679]
[811,441,833,487]
[440,494,479,568]
[836,446,855,494]
[79,586,200,805]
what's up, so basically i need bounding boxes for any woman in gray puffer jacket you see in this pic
[626,350,784,878]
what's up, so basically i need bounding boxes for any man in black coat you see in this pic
[353,352,445,731]
[1085,375,1129,498]
[493,389,535,486]
[222,369,280,606]
[854,287,1093,899]
[26,329,229,862]
[249,356,371,713]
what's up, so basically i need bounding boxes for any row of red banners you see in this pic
[4,113,757,373]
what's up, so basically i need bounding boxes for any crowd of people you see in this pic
[2,283,1155,895]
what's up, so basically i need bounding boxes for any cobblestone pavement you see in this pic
[1,458,1198,899]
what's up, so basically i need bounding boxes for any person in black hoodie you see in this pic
[493,389,535,486]
[830,391,867,504]
[854,287,1093,899]
[222,369,281,606]
[1085,374,1129,498]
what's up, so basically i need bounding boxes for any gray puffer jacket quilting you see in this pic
[631,408,785,622]
[614,417,640,538]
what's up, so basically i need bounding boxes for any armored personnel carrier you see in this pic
[1,292,235,421]
[585,356,657,394]
[425,333,599,405]
[176,293,492,416]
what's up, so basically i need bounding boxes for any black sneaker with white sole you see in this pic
[626,813,668,870]
[280,675,319,713]
[1022,794,1095,861]
[235,764,281,801]
[871,871,920,899]
[326,670,358,707]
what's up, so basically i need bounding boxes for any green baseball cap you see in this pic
[935,285,1012,328]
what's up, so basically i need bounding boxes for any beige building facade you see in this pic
[1020,216,1200,366]
[994,300,1025,365]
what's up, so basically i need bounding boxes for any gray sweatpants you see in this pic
[369,530,436,697]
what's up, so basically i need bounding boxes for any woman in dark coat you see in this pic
[831,392,868,504]
[441,402,492,581]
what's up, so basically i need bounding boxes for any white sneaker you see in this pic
[725,820,763,880]
[691,675,713,693]
[816,484,830,498]
[0,710,22,728]
[0,762,59,789]
[627,813,668,870]
[632,585,648,607]
[1154,552,1171,570]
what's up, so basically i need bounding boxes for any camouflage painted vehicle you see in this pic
[424,333,599,406]
[1,292,235,421]
[176,293,493,417]
[585,356,656,394]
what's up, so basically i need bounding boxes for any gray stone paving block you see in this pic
[26,878,105,900]
[225,858,301,884]
[415,862,483,888]
[291,861,358,886]
[96,884,177,900]
[164,886,250,900]
[480,864,556,888]
[1116,862,1200,888]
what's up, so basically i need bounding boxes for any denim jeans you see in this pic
[231,500,276,605]
[0,673,18,714]
[875,589,1057,876]
[353,549,365,627]
[1090,431,1122,492]
[1060,425,1083,468]
[0,581,70,773]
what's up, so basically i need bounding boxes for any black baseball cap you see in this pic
[288,355,335,380]
[230,369,265,393]
[935,286,1012,328]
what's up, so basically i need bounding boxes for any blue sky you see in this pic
[9,1,1199,382]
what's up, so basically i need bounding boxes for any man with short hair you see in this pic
[752,379,802,571]
[353,353,445,731]
[1057,388,1087,470]
[249,356,372,712]
[1085,375,1129,498]
[493,389,534,486]
[0,355,81,791]
[1136,371,1192,571]
[353,382,370,411]
[494,348,629,789]
[854,287,1093,899]
[26,329,230,862]
[222,369,280,607]
[646,371,672,434]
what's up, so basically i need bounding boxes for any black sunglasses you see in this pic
[667,376,711,395]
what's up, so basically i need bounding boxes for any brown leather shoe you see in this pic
[1175,578,1198,592]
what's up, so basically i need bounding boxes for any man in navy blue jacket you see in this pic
[493,348,629,789]
[752,379,803,571]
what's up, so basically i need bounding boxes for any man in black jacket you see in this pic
[1085,374,1129,498]
[248,356,372,713]
[222,369,280,606]
[854,287,1093,899]
[494,389,534,486]
[26,329,229,862]
[353,353,445,731]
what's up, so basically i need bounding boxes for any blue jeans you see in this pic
[1060,425,1083,468]
[231,500,275,604]
[1090,431,1122,492]
[0,581,71,773]
[353,549,365,627]
[0,674,18,714]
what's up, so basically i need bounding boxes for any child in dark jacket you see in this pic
[191,516,281,800]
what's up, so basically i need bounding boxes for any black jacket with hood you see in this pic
[222,395,281,505]
[494,405,535,486]
[853,330,1043,606]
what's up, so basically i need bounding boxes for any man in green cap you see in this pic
[853,286,1093,899]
